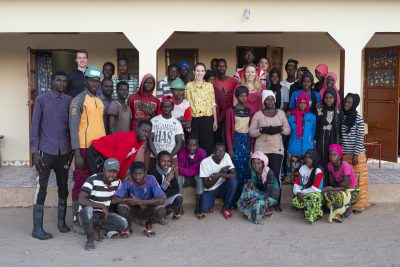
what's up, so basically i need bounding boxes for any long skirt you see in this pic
[323,188,359,223]
[343,153,369,210]
[292,192,324,223]
[237,187,277,224]
[232,131,251,204]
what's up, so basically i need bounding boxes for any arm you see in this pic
[78,191,107,211]
[107,114,117,134]
[302,171,324,194]
[69,95,85,168]
[354,115,365,156]
[170,134,183,158]
[249,113,262,138]
[225,108,234,154]
[281,111,291,136]
[212,105,218,132]
[148,132,157,157]
[30,97,44,172]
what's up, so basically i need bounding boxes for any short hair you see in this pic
[194,62,206,71]
[51,71,68,81]
[76,49,88,58]
[130,161,145,173]
[138,119,152,128]
[101,78,113,85]
[117,57,129,64]
[157,150,171,161]
[217,58,227,65]
[186,135,199,143]
[116,81,129,90]
[214,142,226,150]
[103,62,115,70]
[285,59,299,70]
[211,58,219,63]
[167,64,179,71]
[243,48,255,56]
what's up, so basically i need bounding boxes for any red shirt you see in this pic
[214,77,239,109]
[92,131,143,179]
[128,93,159,131]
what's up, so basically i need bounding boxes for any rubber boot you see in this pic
[57,199,70,233]
[32,204,53,240]
[72,201,85,235]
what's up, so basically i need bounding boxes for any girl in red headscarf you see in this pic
[319,72,342,109]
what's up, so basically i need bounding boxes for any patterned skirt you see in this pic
[323,188,359,223]
[343,153,369,210]
[232,131,251,202]
[292,192,324,223]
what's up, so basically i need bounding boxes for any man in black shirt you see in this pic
[65,49,89,97]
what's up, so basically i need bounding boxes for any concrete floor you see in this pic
[0,204,399,267]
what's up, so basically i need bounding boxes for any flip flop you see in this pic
[143,229,156,237]
[121,229,130,238]
[106,231,120,239]
[195,213,205,220]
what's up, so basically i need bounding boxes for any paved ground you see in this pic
[1,204,400,267]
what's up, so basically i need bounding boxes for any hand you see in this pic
[167,166,176,182]
[219,166,230,174]
[102,206,109,218]
[321,187,331,194]
[352,154,359,165]
[186,127,192,133]
[316,103,322,110]
[74,152,85,170]
[32,153,44,173]
[155,198,165,206]
[271,126,283,134]
[228,150,234,158]
[213,121,218,132]
[137,103,152,115]
[210,173,220,180]
[177,116,185,122]
[139,204,148,210]
[296,192,304,203]
[248,197,258,206]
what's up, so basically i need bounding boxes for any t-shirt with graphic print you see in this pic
[150,115,183,156]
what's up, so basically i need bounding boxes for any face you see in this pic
[217,61,227,75]
[143,78,155,93]
[296,70,303,81]
[315,69,322,81]
[102,80,114,97]
[326,76,335,87]
[264,96,276,109]
[237,93,248,105]
[286,66,296,78]
[270,73,280,85]
[76,52,88,68]
[243,50,255,64]
[168,66,179,80]
[187,139,199,155]
[344,95,353,111]
[86,77,100,94]
[207,76,216,85]
[158,154,172,171]
[117,84,129,100]
[299,99,307,111]
[324,93,335,107]
[329,151,340,165]
[180,67,189,76]
[172,88,184,101]
[103,169,118,184]
[258,58,269,71]
[52,75,68,93]
[213,145,226,162]
[244,66,256,82]
[251,158,264,174]
[102,64,114,79]
[137,124,152,142]
[161,100,173,116]
[118,60,128,75]
[302,77,312,90]
[131,168,145,185]
[304,153,313,168]
[194,65,206,81]
[211,59,218,71]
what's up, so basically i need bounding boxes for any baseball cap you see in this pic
[161,95,174,104]
[103,158,120,172]
[84,65,102,78]
[170,78,186,90]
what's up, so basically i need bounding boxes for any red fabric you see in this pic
[236,67,265,82]
[294,170,324,189]
[72,148,90,201]
[291,93,310,138]
[320,72,341,109]
[183,107,192,121]
[214,87,227,123]
[92,131,143,179]
[214,77,239,109]
[225,107,235,153]
[243,85,266,118]
[329,144,343,157]
[128,73,160,130]
[315,64,329,93]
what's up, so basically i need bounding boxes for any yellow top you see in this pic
[185,81,216,117]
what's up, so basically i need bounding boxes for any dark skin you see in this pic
[285,66,297,83]
[344,95,359,165]
[270,73,289,111]
[187,138,199,156]
[296,152,313,203]
[315,70,322,81]
[296,69,304,81]
[322,151,351,193]
[245,158,264,206]
[149,101,183,158]
[102,64,115,80]
[158,154,177,184]
[326,76,335,88]
[211,59,219,72]
[228,93,248,157]
[33,75,68,172]
[101,80,114,101]
[137,78,157,116]
[202,145,237,189]
[324,93,335,108]
[167,66,179,83]
[108,84,129,134]
[117,59,129,80]
[171,88,191,130]
[216,60,228,80]
[243,50,255,65]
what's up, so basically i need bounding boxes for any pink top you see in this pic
[327,161,357,188]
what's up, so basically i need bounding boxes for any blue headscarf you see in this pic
[178,61,190,71]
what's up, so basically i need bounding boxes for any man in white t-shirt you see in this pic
[200,143,237,219]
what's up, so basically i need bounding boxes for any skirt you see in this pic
[343,153,369,210]
[232,131,251,202]
[292,192,324,223]
[323,188,359,223]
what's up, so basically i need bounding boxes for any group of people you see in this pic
[30,48,369,251]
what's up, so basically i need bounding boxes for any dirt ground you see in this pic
[0,204,400,267]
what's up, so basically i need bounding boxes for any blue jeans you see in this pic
[201,178,237,212]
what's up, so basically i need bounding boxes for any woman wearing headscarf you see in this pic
[340,93,369,212]
[268,68,289,111]
[237,152,280,224]
[316,87,343,173]
[322,144,359,223]
[289,72,320,114]
[292,149,324,224]
[319,72,341,109]
[249,90,290,210]
[287,93,316,183]
[314,64,328,93]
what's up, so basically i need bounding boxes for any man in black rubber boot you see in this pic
[30,71,73,240]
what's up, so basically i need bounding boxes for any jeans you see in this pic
[78,206,128,234]
[177,176,204,195]
[201,178,237,212]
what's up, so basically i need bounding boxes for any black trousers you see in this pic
[34,152,70,205]
[191,116,214,156]
[86,145,105,175]
[266,153,284,208]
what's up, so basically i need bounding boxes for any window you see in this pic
[236,46,267,69]
[117,49,139,78]
[165,49,198,70]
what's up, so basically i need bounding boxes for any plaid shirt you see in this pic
[112,75,139,99]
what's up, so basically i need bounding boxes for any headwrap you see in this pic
[268,68,282,109]
[322,87,338,111]
[178,60,190,71]
[329,144,343,157]
[303,149,321,189]
[315,64,329,79]
[291,93,310,138]
[320,72,341,108]
[300,72,317,113]
[315,64,329,93]
[234,86,249,98]
[250,151,270,183]
[343,93,361,132]
[262,89,276,105]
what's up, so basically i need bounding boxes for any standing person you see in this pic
[78,158,128,250]
[289,72,320,114]
[107,81,132,134]
[268,68,289,111]
[234,48,266,85]
[66,49,88,98]
[185,63,218,155]
[98,78,114,113]
[249,90,290,210]
[292,149,324,224]
[214,58,239,109]
[281,59,298,90]
[113,57,139,98]
[237,152,279,224]
[341,93,369,212]
[289,66,309,100]
[210,58,219,72]
[86,120,152,179]
[69,65,106,227]
[102,62,115,80]
[225,86,251,205]
[156,64,179,99]
[316,88,343,172]
[177,135,207,218]
[178,60,195,84]
[319,72,341,109]
[314,63,329,93]
[170,78,192,131]
[30,71,72,240]
[258,57,271,88]
[200,143,237,218]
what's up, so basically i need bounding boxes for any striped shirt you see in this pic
[112,75,139,99]
[156,77,173,100]
[340,113,365,155]
[79,174,121,212]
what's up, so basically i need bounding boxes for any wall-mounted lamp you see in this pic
[244,8,251,19]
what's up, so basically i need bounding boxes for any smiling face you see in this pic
[168,66,179,81]
[217,60,227,76]
[76,52,88,69]
[187,138,199,155]
[270,72,280,85]
[103,169,118,185]
[102,64,114,79]
[299,99,307,111]
[194,65,206,81]
[258,58,269,72]
[137,123,152,142]
[244,66,256,82]
[158,154,172,171]
[344,95,353,111]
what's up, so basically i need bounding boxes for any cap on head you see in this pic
[170,78,186,90]
[103,158,120,172]
[161,95,174,105]
[84,65,102,78]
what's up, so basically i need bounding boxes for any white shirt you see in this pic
[280,80,295,90]
[151,115,183,154]
[200,153,234,191]
[172,99,190,119]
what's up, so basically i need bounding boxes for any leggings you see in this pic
[266,153,284,208]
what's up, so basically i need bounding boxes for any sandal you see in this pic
[195,213,205,220]
[121,229,130,238]
[106,231,121,239]
[264,207,273,218]
[143,223,156,237]
[222,209,232,219]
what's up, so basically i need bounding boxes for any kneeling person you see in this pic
[78,158,128,251]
